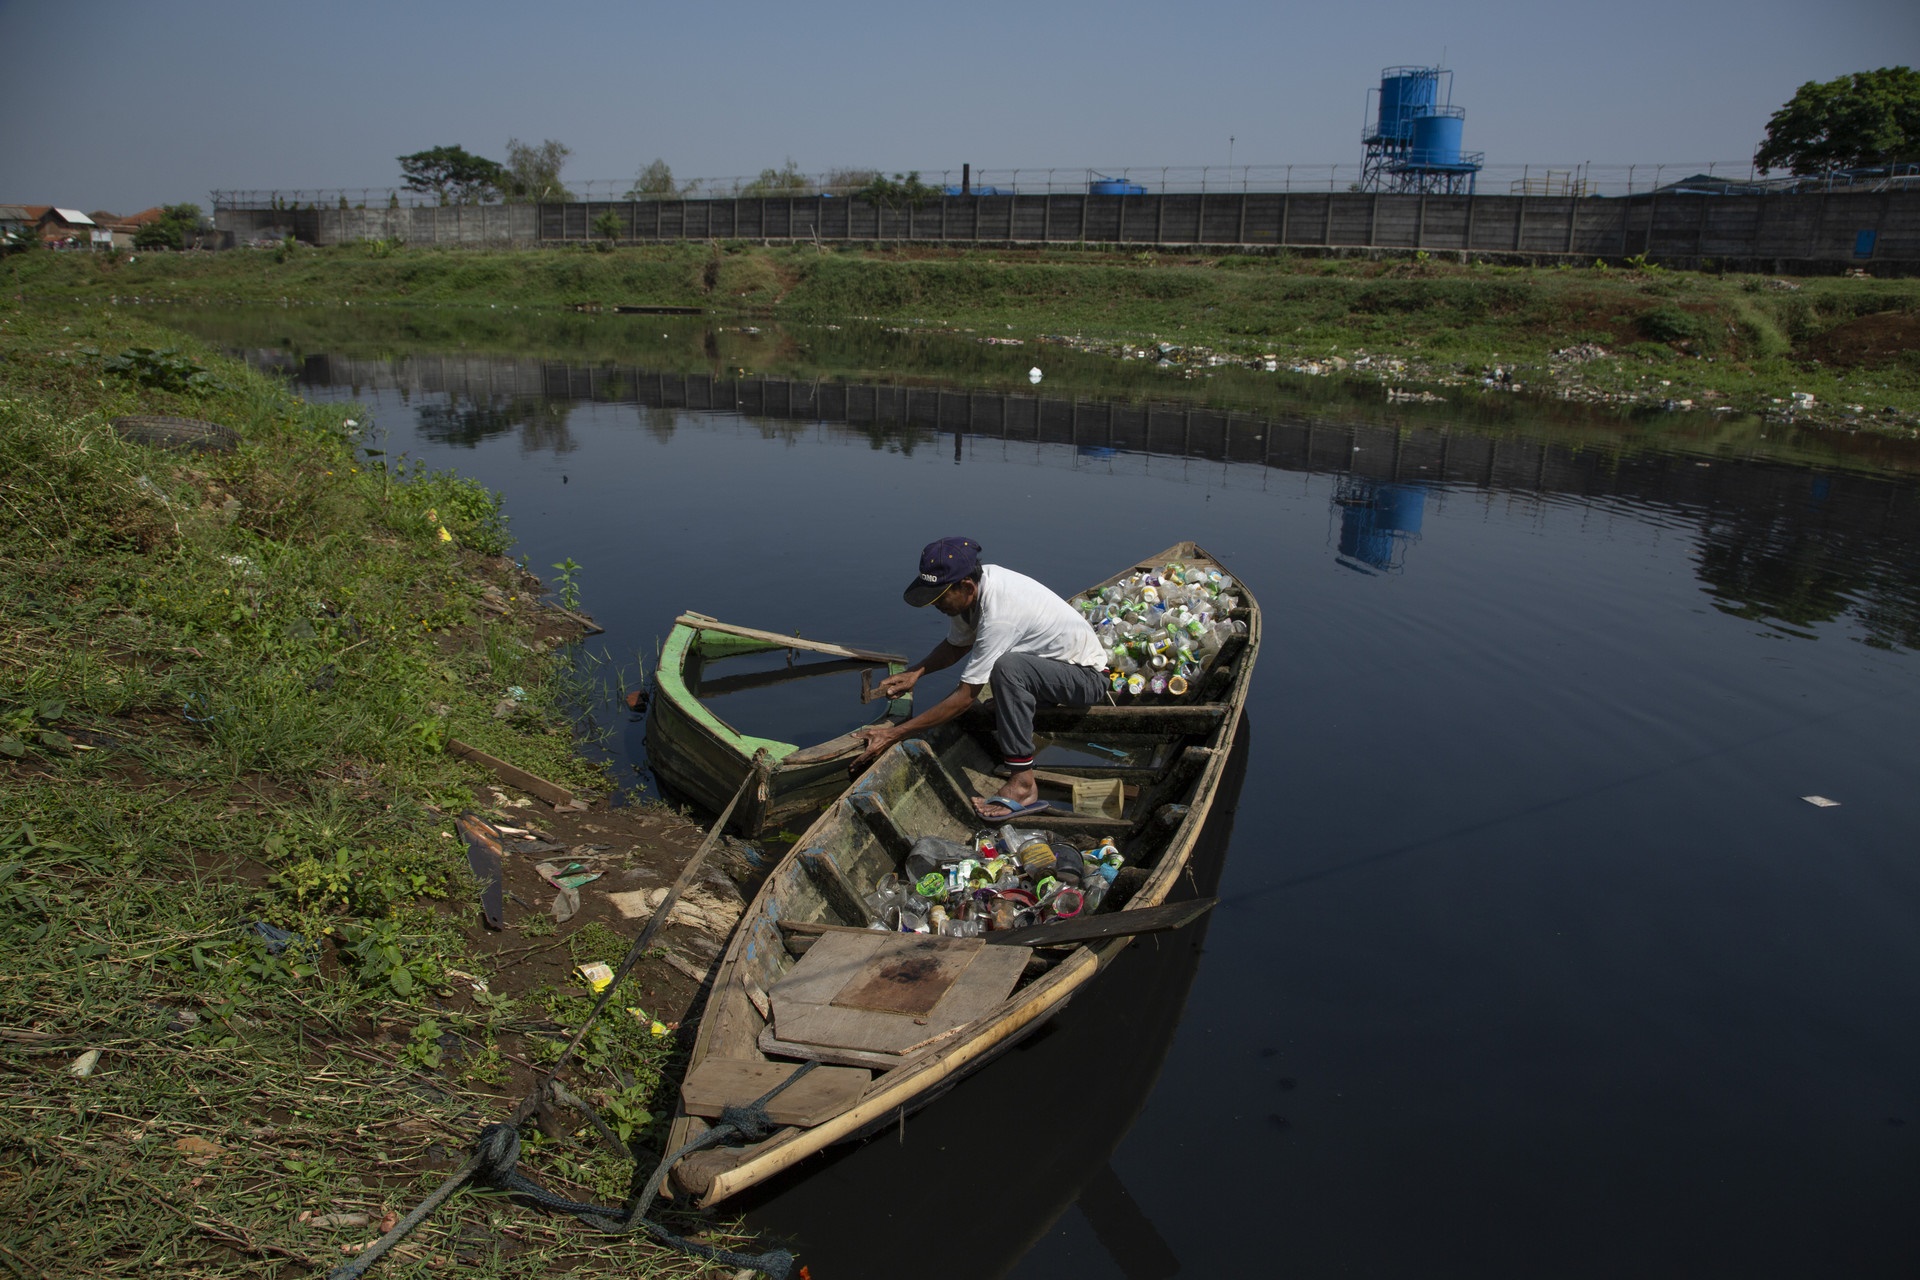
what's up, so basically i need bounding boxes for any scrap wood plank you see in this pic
[679,1059,871,1128]
[831,935,982,1017]
[768,931,1025,1055]
[446,738,580,809]
[678,613,903,666]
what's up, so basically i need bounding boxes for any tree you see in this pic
[503,138,574,202]
[852,171,940,209]
[1755,67,1920,176]
[591,209,623,243]
[397,145,505,204]
[625,159,682,199]
[133,203,204,250]
[741,159,811,197]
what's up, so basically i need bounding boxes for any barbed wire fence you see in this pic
[209,160,1920,211]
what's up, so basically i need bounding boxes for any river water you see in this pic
[180,309,1920,1278]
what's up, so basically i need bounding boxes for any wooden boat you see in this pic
[644,612,913,838]
[663,541,1258,1206]
[743,725,1252,1274]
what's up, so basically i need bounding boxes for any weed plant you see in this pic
[0,304,707,1276]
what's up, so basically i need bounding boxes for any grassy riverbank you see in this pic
[9,241,1920,431]
[0,301,750,1277]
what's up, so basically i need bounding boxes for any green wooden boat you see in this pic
[644,612,912,839]
[663,541,1258,1206]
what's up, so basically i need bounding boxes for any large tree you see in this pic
[397,145,505,204]
[1754,67,1920,176]
[503,138,574,203]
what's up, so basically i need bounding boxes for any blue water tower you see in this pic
[1361,66,1483,196]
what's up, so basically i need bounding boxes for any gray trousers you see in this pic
[988,652,1105,764]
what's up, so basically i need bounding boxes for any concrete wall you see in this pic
[217,189,1920,266]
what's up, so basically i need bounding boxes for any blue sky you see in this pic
[1,0,1913,212]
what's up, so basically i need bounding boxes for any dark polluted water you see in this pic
[190,310,1920,1278]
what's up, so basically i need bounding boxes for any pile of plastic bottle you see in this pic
[1072,561,1247,698]
[864,827,1124,937]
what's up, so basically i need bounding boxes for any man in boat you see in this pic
[854,536,1106,821]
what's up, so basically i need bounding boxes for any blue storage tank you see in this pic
[1377,69,1436,140]
[1410,113,1466,168]
[1089,178,1146,196]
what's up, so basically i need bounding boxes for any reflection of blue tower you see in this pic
[1361,66,1484,195]
[1334,477,1427,573]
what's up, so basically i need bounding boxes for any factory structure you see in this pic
[1359,66,1484,196]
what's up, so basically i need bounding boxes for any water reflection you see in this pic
[415,397,579,453]
[1333,478,1428,574]
[247,346,1920,652]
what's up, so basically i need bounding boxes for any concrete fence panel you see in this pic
[216,190,1920,266]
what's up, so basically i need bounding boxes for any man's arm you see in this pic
[876,639,968,699]
[855,678,981,765]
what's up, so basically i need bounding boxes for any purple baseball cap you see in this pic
[903,536,982,606]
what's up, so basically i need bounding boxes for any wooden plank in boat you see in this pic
[756,1024,909,1071]
[768,931,1026,1055]
[962,702,1231,735]
[831,934,982,1017]
[983,896,1219,947]
[679,1059,871,1127]
[678,613,903,665]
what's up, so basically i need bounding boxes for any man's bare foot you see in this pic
[973,771,1043,820]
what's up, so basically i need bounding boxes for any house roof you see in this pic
[0,205,38,223]
[45,208,97,226]
[1,205,52,222]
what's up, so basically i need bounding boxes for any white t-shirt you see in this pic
[946,564,1107,686]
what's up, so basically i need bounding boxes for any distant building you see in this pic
[36,207,96,247]
[89,207,168,249]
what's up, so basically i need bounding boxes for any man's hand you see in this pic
[876,668,921,699]
[853,721,906,766]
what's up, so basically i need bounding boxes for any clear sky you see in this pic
[1,0,1914,213]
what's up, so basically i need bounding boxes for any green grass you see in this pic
[10,240,1919,430]
[0,302,730,1278]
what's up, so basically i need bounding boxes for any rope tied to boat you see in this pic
[465,1115,802,1279]
[329,767,800,1280]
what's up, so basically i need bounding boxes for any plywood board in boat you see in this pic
[831,936,982,1016]
[679,1059,872,1128]
[768,932,1026,1055]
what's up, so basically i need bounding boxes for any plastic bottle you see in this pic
[1081,875,1108,912]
